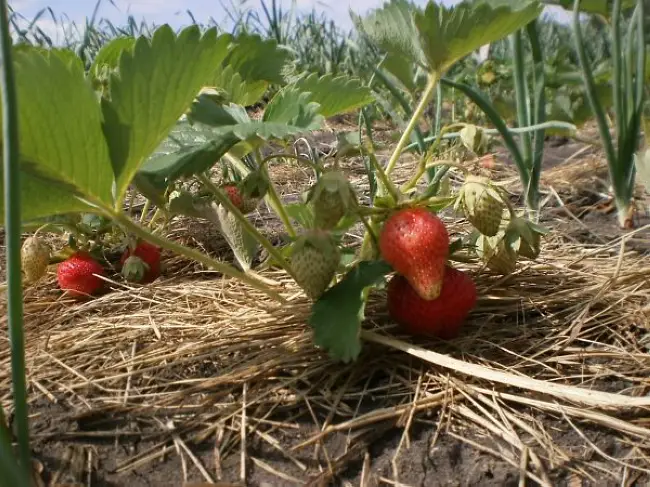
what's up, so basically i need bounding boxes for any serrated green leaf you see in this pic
[212,65,268,106]
[291,73,375,118]
[223,33,292,86]
[309,260,393,363]
[90,36,136,77]
[415,0,543,73]
[13,44,85,71]
[352,0,426,69]
[138,120,242,186]
[0,46,114,223]
[102,25,231,206]
[355,0,542,75]
[138,92,324,186]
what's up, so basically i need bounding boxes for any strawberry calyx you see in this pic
[121,255,151,283]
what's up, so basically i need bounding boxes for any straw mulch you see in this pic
[2,142,650,485]
[1,217,650,485]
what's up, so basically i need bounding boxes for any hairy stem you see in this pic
[385,72,439,176]
[110,210,286,303]
[224,153,297,238]
[198,174,298,282]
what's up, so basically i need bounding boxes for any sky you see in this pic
[8,0,571,45]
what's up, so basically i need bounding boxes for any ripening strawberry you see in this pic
[379,207,449,301]
[120,240,162,284]
[57,252,105,298]
[221,183,260,215]
[21,236,51,284]
[290,230,340,300]
[387,267,477,339]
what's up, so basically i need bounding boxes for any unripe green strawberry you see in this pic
[308,169,357,230]
[21,236,51,284]
[379,207,449,301]
[290,230,340,300]
[455,175,505,237]
[476,234,517,275]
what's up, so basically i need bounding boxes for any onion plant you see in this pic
[571,0,646,228]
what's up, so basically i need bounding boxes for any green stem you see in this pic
[526,19,547,214]
[0,406,26,487]
[198,174,298,282]
[0,0,31,480]
[402,120,578,153]
[139,199,151,224]
[385,72,439,176]
[611,0,625,142]
[261,164,296,238]
[401,124,466,191]
[511,29,532,165]
[147,208,164,229]
[367,150,400,202]
[572,0,617,169]
[109,210,286,303]
[223,153,297,238]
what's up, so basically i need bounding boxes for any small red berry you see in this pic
[387,267,477,339]
[120,241,162,284]
[57,252,105,298]
[380,207,450,301]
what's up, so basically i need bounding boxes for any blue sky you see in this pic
[9,0,570,44]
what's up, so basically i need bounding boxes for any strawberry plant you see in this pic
[0,1,558,481]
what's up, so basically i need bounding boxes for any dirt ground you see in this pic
[3,117,650,487]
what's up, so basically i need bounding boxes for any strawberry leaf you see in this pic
[414,0,543,73]
[102,25,231,206]
[89,36,136,78]
[309,260,393,363]
[291,73,375,118]
[354,0,542,75]
[137,91,324,186]
[0,47,114,223]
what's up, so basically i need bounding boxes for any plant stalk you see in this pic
[224,153,297,238]
[511,29,533,163]
[109,210,286,303]
[198,174,298,282]
[385,72,439,176]
[0,0,32,481]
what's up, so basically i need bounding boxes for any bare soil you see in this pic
[4,118,650,487]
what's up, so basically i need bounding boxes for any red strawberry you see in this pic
[222,184,244,209]
[57,252,105,298]
[387,267,477,339]
[221,183,260,214]
[120,240,162,284]
[379,207,449,301]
